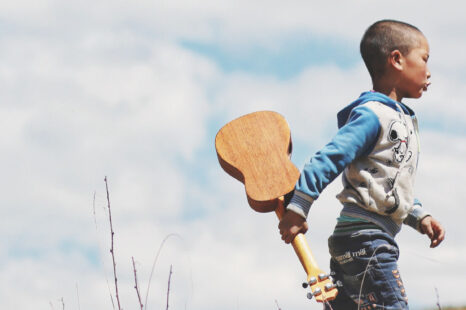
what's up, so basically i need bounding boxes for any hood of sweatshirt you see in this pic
[337,91,415,128]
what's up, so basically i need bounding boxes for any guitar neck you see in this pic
[275,198,322,277]
[290,234,321,276]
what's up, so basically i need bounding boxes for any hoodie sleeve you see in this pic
[403,198,432,233]
[287,105,381,218]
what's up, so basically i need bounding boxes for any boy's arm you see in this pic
[287,105,380,217]
[279,105,381,243]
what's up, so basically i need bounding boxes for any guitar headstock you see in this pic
[303,271,338,303]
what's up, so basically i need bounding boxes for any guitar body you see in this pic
[215,111,300,212]
[215,111,338,303]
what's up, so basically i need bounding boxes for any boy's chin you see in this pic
[407,90,424,99]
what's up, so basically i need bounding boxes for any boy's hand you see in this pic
[278,211,308,244]
[420,216,445,248]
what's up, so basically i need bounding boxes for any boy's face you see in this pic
[398,34,431,99]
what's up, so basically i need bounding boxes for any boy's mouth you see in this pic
[423,81,431,91]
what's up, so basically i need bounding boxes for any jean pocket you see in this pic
[353,259,408,309]
[339,266,377,304]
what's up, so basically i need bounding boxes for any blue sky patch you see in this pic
[181,34,360,79]
[58,240,101,268]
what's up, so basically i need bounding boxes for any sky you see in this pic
[1,1,465,309]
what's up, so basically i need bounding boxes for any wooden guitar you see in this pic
[215,111,338,303]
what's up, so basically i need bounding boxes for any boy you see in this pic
[278,20,445,309]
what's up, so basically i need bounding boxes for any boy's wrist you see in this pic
[404,204,432,233]
[419,215,433,234]
[286,191,315,219]
[286,203,308,219]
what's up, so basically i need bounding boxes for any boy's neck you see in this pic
[372,80,403,103]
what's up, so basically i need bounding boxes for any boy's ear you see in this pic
[389,50,403,71]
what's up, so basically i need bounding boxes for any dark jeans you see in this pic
[324,229,409,310]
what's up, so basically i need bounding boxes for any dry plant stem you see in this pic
[358,244,393,310]
[435,287,442,310]
[93,191,97,226]
[275,299,282,310]
[144,233,181,309]
[324,300,334,310]
[105,176,122,310]
[76,283,81,310]
[93,190,116,310]
[61,297,65,310]
[166,265,173,310]
[132,257,144,310]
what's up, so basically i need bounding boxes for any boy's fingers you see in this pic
[280,230,289,242]
[278,211,308,244]
[431,225,445,248]
[428,219,445,248]
[279,224,292,244]
[280,226,305,244]
[431,236,441,248]
[282,231,295,244]
[286,235,294,244]
[301,222,309,234]
[424,224,434,238]
[438,228,445,243]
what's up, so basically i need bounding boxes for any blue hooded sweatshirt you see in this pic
[287,91,429,236]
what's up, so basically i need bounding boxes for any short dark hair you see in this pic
[360,19,423,81]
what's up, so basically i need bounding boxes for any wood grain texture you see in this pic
[215,111,300,212]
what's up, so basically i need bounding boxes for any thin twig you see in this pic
[274,299,282,310]
[435,287,442,310]
[108,279,116,309]
[144,233,181,309]
[324,300,334,310]
[358,244,393,310]
[105,176,122,310]
[166,265,173,310]
[76,283,81,310]
[92,190,116,310]
[93,191,97,227]
[61,297,65,310]
[132,257,144,310]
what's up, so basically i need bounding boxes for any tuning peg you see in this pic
[302,276,317,289]
[306,292,313,300]
[335,280,343,287]
[318,273,330,281]
[325,283,337,291]
[312,287,322,296]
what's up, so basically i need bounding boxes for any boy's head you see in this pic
[360,19,431,99]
